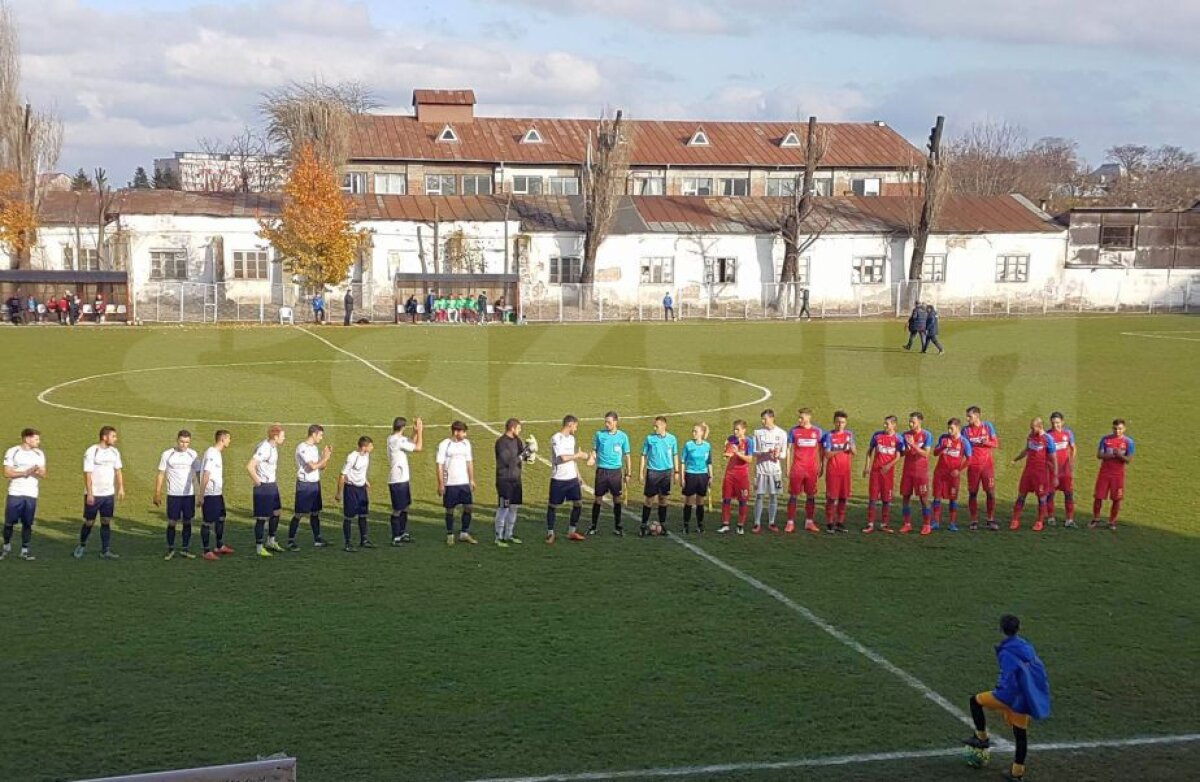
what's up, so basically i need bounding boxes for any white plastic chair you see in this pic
[279,306,295,325]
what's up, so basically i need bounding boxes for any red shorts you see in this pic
[1018,470,1048,497]
[825,471,851,500]
[1094,473,1125,501]
[933,470,962,500]
[789,468,818,497]
[967,463,996,493]
[1049,471,1073,493]
[900,471,929,497]
[868,470,895,502]
[722,471,751,502]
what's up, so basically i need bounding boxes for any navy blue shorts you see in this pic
[388,482,412,512]
[343,484,369,517]
[549,478,582,505]
[294,482,323,514]
[5,496,36,526]
[443,484,473,509]
[252,483,282,518]
[497,479,523,506]
[202,495,226,523]
[683,473,711,497]
[644,469,673,498]
[84,495,116,521]
[166,495,196,522]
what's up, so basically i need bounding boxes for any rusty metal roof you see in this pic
[39,191,1059,236]
[349,115,922,169]
[412,89,476,107]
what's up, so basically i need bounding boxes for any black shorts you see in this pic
[443,485,473,509]
[84,495,116,521]
[549,478,582,505]
[166,495,196,522]
[343,484,369,517]
[594,468,625,498]
[644,469,673,498]
[5,496,36,526]
[388,482,412,512]
[202,495,226,523]
[294,482,323,514]
[683,473,711,497]
[497,478,523,507]
[252,483,282,518]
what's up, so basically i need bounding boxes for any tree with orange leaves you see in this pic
[258,144,361,289]
[0,169,37,259]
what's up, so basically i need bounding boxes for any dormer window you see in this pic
[521,127,543,144]
[438,124,459,142]
[687,128,709,147]
[780,130,801,148]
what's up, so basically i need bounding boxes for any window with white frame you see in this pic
[718,178,749,197]
[232,250,271,280]
[766,177,797,197]
[548,176,579,195]
[150,250,188,280]
[462,175,493,195]
[640,256,674,284]
[681,177,713,196]
[795,256,812,285]
[549,256,582,284]
[703,256,738,284]
[373,173,406,195]
[424,174,457,195]
[629,174,665,195]
[852,256,887,285]
[921,254,947,283]
[852,177,882,197]
[341,172,366,194]
[813,178,833,196]
[511,175,543,195]
[63,246,100,271]
[995,254,1030,283]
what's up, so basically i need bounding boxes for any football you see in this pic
[649,522,664,536]
[523,435,539,463]
[963,746,991,769]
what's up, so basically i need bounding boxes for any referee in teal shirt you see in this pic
[640,416,680,536]
[589,411,632,536]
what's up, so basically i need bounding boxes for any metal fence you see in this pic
[134,282,395,324]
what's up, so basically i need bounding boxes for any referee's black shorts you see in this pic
[593,468,624,498]
[643,469,673,498]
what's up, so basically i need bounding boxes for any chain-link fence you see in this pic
[134,282,397,324]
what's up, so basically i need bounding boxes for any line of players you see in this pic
[2,406,1135,561]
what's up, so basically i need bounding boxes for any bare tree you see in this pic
[905,116,948,307]
[196,128,285,192]
[0,1,63,267]
[260,79,378,166]
[1103,144,1200,209]
[580,110,632,285]
[93,168,116,269]
[775,116,833,311]
[945,120,1028,197]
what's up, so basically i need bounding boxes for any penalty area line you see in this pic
[457,733,1200,782]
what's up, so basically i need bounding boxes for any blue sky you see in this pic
[11,0,1199,178]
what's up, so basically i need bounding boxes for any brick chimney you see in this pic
[412,89,476,123]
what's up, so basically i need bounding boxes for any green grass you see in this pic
[1,315,1197,782]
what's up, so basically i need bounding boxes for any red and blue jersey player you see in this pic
[900,412,935,535]
[820,411,856,533]
[964,405,1000,529]
[1092,418,1134,531]
[1045,412,1077,527]
[1010,417,1057,532]
[862,415,905,534]
[932,418,973,532]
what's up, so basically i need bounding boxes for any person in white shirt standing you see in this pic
[154,430,199,561]
[336,436,375,552]
[75,425,124,560]
[247,424,286,558]
[752,409,788,533]
[289,424,333,550]
[197,430,234,561]
[3,428,46,561]
[436,421,477,546]
[387,416,423,545]
[546,415,589,544]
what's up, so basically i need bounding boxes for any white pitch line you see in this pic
[458,733,1200,782]
[666,534,1000,744]
[1120,330,1200,342]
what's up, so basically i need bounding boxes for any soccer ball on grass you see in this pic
[648,522,664,536]
[963,746,991,769]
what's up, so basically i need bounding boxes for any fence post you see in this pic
[744,301,748,320]
[969,294,975,317]
[558,288,563,323]
[1187,278,1193,314]
[179,284,185,322]
[1114,281,1121,313]
[1006,290,1011,316]
[259,296,264,324]
[1043,290,1048,315]
[599,296,604,323]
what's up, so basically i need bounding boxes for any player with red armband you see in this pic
[716,420,755,535]
[1010,417,1057,532]
[862,415,905,534]
[899,412,935,535]
[1091,419,1134,531]
[785,408,823,534]
[1045,412,1077,527]
[964,406,999,530]
[932,418,972,532]
[820,411,855,533]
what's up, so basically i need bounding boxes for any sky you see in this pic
[10,0,1200,179]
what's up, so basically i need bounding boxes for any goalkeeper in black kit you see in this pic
[494,419,537,546]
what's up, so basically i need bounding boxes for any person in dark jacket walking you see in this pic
[963,614,1051,782]
[903,303,926,350]
[798,286,812,320]
[343,289,354,326]
[404,295,418,324]
[922,304,945,354]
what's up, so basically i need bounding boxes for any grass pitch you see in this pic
[1,315,1198,781]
